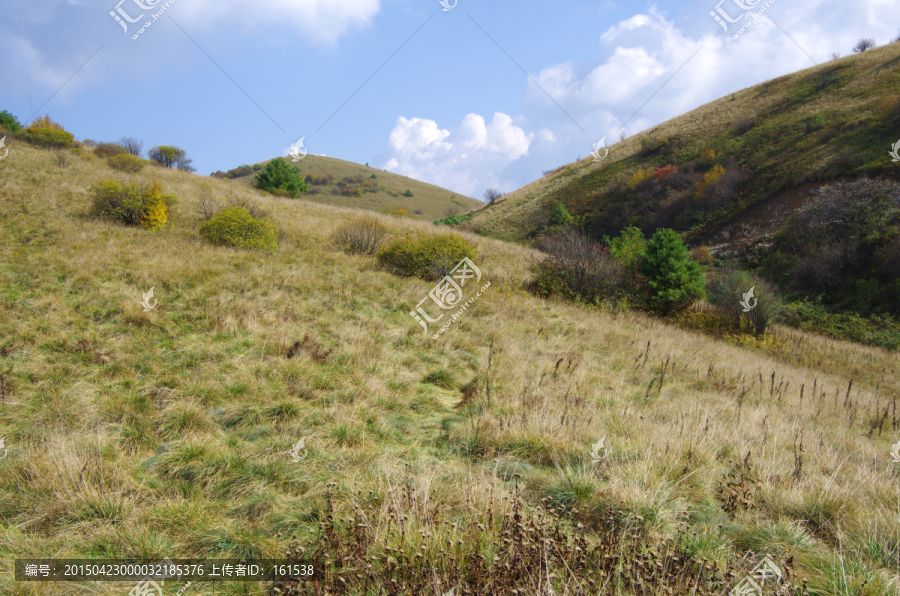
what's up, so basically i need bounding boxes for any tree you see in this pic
[254,157,308,198]
[118,136,143,157]
[547,202,573,227]
[149,145,195,172]
[852,38,875,53]
[639,229,705,315]
[0,110,22,133]
[403,189,414,197]
[484,188,505,204]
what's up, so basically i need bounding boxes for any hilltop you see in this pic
[467,42,900,247]
[216,154,484,222]
[0,112,899,595]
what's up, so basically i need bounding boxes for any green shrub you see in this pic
[252,163,263,171]
[434,214,472,226]
[639,228,705,314]
[0,110,22,133]
[254,157,308,197]
[107,153,146,173]
[377,233,477,280]
[403,189,414,197]
[199,207,278,252]
[91,180,177,231]
[547,202,573,227]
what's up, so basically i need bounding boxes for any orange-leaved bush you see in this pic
[22,114,74,148]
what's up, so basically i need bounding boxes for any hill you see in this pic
[216,154,484,222]
[1,123,899,596]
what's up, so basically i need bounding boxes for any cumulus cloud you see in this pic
[379,113,541,197]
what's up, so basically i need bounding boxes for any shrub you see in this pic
[118,137,143,157]
[700,148,716,164]
[695,165,725,197]
[22,115,74,149]
[732,116,755,136]
[272,189,292,198]
[331,217,389,256]
[391,207,408,217]
[530,229,628,306]
[252,163,263,171]
[403,189,414,197]
[196,183,221,221]
[639,229,706,315]
[691,246,715,265]
[607,227,646,269]
[434,214,472,226]
[377,233,477,280]
[0,110,22,133]
[107,153,146,173]
[706,267,754,329]
[852,38,875,53]
[653,165,678,182]
[254,157,308,197]
[94,142,126,158]
[91,180,177,231]
[54,149,69,168]
[199,207,278,252]
[484,188,504,204]
[547,202,574,227]
[627,168,654,190]
[81,139,98,147]
[148,145,196,172]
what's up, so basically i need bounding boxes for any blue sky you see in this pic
[1,0,897,199]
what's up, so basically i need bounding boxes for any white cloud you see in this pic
[379,113,539,197]
[174,0,381,45]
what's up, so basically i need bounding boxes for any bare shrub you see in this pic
[746,277,781,335]
[732,115,755,136]
[195,183,222,221]
[227,197,269,220]
[829,52,841,60]
[54,149,69,168]
[331,216,389,256]
[532,229,627,305]
[484,188,504,205]
[706,267,781,335]
[852,38,875,53]
[118,136,143,157]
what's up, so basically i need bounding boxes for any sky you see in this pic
[1,0,897,200]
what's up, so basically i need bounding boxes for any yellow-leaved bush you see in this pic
[90,179,177,231]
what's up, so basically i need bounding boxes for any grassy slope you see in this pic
[0,142,899,595]
[224,154,484,222]
[468,42,900,241]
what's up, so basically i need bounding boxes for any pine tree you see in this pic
[639,229,705,314]
[254,157,309,198]
[548,202,574,227]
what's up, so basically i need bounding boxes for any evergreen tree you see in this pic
[639,229,705,314]
[548,202,574,227]
[254,157,309,198]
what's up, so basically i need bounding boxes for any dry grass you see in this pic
[0,141,898,595]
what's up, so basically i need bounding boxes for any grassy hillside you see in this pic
[468,42,900,244]
[1,140,900,595]
[219,154,483,222]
